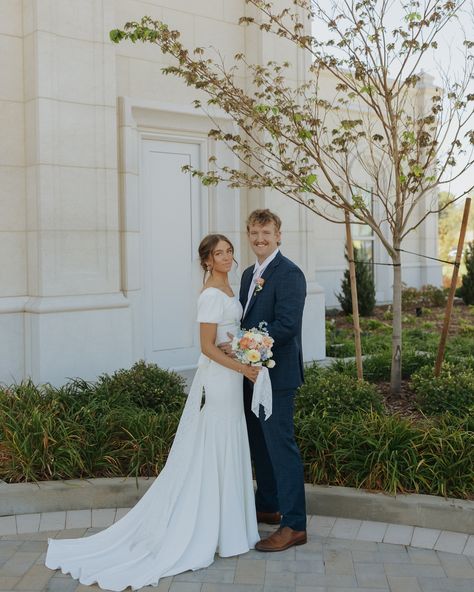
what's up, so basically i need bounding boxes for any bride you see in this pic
[45,234,261,591]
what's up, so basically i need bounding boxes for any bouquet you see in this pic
[231,322,276,368]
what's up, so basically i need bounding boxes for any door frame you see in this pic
[118,98,239,370]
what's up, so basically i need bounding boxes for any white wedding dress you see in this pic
[45,288,260,591]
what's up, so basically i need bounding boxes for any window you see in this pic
[351,187,375,275]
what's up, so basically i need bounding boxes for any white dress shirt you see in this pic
[243,248,280,316]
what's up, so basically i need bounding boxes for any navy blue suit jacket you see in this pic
[239,252,306,391]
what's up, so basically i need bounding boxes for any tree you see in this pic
[337,245,376,316]
[110,0,474,393]
[459,241,474,304]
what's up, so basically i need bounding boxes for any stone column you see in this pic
[21,0,132,384]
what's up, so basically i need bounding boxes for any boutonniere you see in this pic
[254,277,265,294]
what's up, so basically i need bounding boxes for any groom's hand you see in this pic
[217,332,236,357]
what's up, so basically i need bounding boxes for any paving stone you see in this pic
[387,575,422,592]
[264,570,296,587]
[383,524,414,546]
[169,584,204,592]
[462,536,474,557]
[437,551,474,578]
[0,517,16,536]
[327,539,377,551]
[5,530,59,541]
[407,548,441,565]
[307,515,336,538]
[54,528,88,540]
[91,509,116,528]
[15,564,54,590]
[266,559,324,574]
[296,573,357,587]
[20,540,47,552]
[417,577,445,591]
[155,576,173,592]
[323,549,354,576]
[294,548,325,561]
[434,532,469,554]
[213,557,238,570]
[0,576,20,590]
[113,508,131,522]
[329,518,362,540]
[375,550,411,564]
[234,558,265,585]
[39,513,66,533]
[352,551,377,563]
[411,527,441,550]
[294,587,327,592]
[0,551,41,577]
[263,547,296,561]
[65,511,91,530]
[354,562,386,575]
[174,568,234,583]
[16,514,41,535]
[418,576,474,591]
[202,585,263,592]
[326,589,389,592]
[355,569,388,589]
[45,577,79,592]
[384,563,446,578]
[356,521,388,543]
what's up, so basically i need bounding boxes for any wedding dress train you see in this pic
[45,288,260,590]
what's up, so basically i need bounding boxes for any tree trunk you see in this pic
[390,251,402,394]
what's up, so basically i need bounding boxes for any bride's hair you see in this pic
[198,234,237,280]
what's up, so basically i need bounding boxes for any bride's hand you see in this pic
[242,365,261,383]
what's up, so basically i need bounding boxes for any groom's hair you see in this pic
[246,209,282,231]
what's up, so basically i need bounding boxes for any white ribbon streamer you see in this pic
[251,366,272,420]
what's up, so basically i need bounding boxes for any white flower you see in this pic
[266,359,276,368]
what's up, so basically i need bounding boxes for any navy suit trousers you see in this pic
[244,378,307,532]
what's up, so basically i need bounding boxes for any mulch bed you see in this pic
[328,301,474,421]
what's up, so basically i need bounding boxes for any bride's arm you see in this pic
[200,323,260,383]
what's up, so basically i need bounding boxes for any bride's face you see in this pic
[208,240,234,274]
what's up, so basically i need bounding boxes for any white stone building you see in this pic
[0,1,440,386]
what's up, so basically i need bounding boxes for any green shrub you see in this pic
[459,241,474,305]
[97,360,186,414]
[411,363,474,416]
[296,411,473,498]
[297,370,383,418]
[337,245,376,317]
[0,362,186,482]
[402,284,447,310]
[325,350,434,383]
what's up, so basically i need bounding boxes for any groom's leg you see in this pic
[259,389,307,532]
[243,378,279,513]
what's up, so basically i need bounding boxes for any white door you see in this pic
[141,138,204,369]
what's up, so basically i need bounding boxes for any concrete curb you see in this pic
[1,478,473,534]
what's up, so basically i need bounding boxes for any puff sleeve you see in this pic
[196,289,225,324]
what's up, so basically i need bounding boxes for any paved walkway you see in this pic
[1,511,473,592]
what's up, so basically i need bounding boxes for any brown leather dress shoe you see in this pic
[255,526,307,552]
[256,511,281,525]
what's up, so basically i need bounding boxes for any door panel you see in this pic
[142,138,203,368]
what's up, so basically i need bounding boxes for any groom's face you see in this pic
[248,222,281,263]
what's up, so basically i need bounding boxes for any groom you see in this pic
[234,209,307,551]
